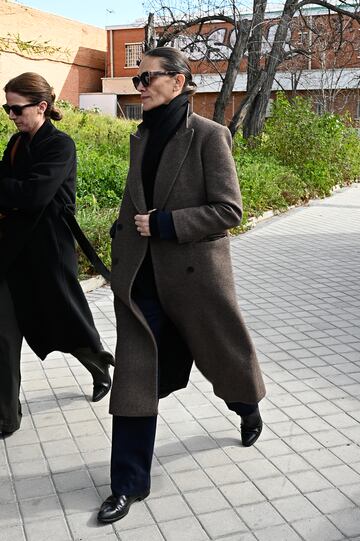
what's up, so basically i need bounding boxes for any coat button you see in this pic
[117,223,123,230]
[113,257,119,266]
[186,266,194,273]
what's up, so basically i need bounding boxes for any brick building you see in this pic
[0,0,106,107]
[101,6,360,124]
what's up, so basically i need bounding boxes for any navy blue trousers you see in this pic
[111,296,258,496]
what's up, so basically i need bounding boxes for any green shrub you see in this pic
[58,104,137,160]
[0,109,14,151]
[235,155,305,222]
[233,133,305,223]
[60,107,136,207]
[76,142,128,207]
[76,206,118,279]
[262,93,360,194]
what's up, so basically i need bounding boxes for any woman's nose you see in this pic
[9,110,16,120]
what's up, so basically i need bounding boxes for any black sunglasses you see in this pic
[2,102,40,116]
[132,71,178,90]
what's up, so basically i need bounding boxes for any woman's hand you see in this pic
[134,213,151,236]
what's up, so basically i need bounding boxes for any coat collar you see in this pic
[128,106,194,212]
[30,119,56,147]
[18,120,57,150]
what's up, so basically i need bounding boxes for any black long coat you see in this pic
[0,120,101,359]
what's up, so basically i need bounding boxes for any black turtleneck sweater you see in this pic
[132,94,189,299]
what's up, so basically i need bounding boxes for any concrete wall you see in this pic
[0,0,106,106]
[79,93,118,116]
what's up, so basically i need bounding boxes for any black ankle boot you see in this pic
[72,348,114,402]
[240,408,263,447]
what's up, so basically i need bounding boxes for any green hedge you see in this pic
[260,93,360,197]
[1,96,359,278]
[58,105,137,208]
[232,139,305,225]
[76,206,118,279]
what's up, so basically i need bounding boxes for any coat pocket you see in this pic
[198,233,227,243]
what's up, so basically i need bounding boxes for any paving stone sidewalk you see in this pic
[1,185,360,541]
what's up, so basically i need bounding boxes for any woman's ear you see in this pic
[174,73,186,92]
[38,101,48,114]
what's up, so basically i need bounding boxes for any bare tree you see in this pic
[306,14,360,113]
[144,0,360,137]
[273,11,360,113]
[144,13,157,51]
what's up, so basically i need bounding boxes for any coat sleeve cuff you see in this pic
[149,210,177,240]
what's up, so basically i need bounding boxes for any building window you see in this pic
[125,43,143,68]
[357,100,360,119]
[297,30,308,46]
[124,104,142,120]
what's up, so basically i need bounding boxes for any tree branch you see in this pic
[296,0,360,20]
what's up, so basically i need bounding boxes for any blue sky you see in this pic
[14,0,147,27]
[15,1,286,27]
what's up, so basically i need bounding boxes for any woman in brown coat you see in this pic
[98,47,266,524]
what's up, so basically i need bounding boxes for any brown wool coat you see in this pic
[109,111,266,416]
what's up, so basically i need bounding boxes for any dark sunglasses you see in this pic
[2,102,40,116]
[132,71,178,90]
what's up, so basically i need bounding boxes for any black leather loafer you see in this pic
[97,492,150,524]
[241,412,263,447]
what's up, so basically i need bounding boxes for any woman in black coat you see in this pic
[0,72,114,436]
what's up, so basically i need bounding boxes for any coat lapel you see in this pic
[128,112,194,212]
[153,122,194,210]
[127,129,148,213]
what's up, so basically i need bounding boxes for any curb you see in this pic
[245,181,359,230]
